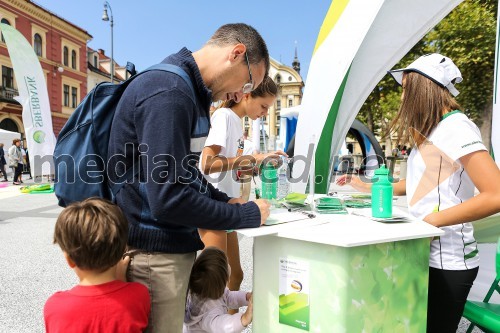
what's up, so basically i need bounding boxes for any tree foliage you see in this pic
[357,0,497,142]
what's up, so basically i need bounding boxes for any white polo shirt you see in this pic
[200,108,243,198]
[406,111,486,270]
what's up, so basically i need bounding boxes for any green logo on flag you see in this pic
[33,130,46,143]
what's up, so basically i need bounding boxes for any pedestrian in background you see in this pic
[8,138,22,185]
[0,143,8,182]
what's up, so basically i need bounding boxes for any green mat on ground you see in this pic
[29,188,54,194]
[20,184,54,194]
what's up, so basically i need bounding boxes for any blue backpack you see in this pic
[54,63,195,207]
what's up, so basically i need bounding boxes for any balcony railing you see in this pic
[0,86,19,100]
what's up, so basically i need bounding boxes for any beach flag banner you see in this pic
[292,0,464,193]
[0,23,55,177]
[492,2,500,168]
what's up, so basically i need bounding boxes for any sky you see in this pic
[32,0,332,81]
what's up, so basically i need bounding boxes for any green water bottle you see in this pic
[261,162,277,200]
[371,164,393,218]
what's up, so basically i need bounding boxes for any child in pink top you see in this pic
[183,247,253,333]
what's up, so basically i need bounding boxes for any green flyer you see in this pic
[279,257,310,331]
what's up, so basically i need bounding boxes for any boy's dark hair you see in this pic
[207,23,270,76]
[189,247,229,300]
[54,197,128,272]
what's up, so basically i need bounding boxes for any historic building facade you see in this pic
[0,0,91,138]
[244,53,304,142]
[87,47,127,90]
[1,0,302,146]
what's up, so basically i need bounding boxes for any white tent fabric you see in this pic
[0,128,21,156]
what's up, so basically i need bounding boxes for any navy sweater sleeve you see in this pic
[134,79,260,230]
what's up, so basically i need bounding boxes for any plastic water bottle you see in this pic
[277,157,290,200]
[261,162,277,200]
[371,164,393,218]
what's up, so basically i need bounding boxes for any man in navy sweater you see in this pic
[108,23,271,333]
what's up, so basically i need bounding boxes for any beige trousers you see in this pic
[127,249,196,333]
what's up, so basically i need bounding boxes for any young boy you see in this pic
[44,198,150,332]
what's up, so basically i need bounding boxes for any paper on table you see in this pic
[350,208,412,223]
[265,208,312,226]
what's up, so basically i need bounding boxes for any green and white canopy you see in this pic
[291,0,464,194]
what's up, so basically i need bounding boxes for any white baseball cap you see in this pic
[388,53,462,96]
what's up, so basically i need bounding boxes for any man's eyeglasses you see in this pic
[242,51,254,94]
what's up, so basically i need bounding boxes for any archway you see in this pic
[0,118,20,132]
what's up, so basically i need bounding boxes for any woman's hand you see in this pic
[335,174,371,193]
[252,150,288,167]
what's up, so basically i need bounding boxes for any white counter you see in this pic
[236,205,444,247]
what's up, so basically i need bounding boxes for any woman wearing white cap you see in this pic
[337,53,500,332]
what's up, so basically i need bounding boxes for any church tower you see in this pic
[292,43,301,74]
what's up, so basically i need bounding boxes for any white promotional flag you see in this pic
[492,3,500,168]
[292,0,463,193]
[0,23,55,177]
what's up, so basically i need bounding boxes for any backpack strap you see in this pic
[110,63,197,198]
[144,63,196,104]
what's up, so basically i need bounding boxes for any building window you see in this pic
[262,116,267,121]
[276,100,281,110]
[34,33,43,57]
[277,115,281,121]
[2,66,14,88]
[244,116,249,125]
[63,46,69,66]
[71,50,77,69]
[288,99,293,107]
[63,84,69,107]
[94,55,98,67]
[71,87,78,108]
[1,19,11,43]
[275,74,281,84]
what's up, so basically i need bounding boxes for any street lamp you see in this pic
[101,1,114,83]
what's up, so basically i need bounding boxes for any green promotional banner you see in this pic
[0,23,55,176]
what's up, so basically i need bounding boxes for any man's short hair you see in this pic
[189,247,229,300]
[207,23,270,76]
[54,197,128,272]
